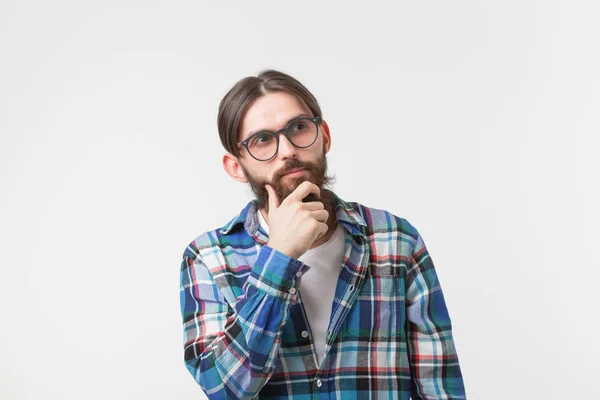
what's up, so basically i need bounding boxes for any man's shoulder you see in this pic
[349,199,420,241]
[181,230,214,261]
[181,200,255,261]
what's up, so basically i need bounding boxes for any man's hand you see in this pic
[264,181,329,260]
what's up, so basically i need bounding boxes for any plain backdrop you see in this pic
[1,1,599,399]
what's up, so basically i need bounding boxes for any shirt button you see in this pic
[301,330,309,338]
[316,379,322,388]
[295,271,302,277]
[289,287,296,295]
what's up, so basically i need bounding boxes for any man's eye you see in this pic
[292,122,306,132]
[251,133,273,145]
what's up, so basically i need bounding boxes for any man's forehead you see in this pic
[239,93,310,140]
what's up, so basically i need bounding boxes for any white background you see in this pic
[1,1,599,399]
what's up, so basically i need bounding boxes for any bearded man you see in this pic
[179,69,467,400]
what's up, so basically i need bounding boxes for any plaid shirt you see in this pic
[180,190,466,399]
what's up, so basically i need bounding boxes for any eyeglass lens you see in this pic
[247,118,318,161]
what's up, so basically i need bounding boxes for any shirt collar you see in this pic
[219,189,367,239]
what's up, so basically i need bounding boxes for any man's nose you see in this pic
[277,133,297,158]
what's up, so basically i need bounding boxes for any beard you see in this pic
[240,146,336,214]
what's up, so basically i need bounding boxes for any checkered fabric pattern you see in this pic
[180,190,466,399]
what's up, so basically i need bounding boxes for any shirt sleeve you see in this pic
[405,229,467,399]
[180,244,311,399]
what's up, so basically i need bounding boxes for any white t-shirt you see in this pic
[257,209,346,365]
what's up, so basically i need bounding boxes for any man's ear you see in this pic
[321,119,331,153]
[222,153,248,183]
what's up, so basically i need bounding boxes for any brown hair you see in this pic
[217,69,323,158]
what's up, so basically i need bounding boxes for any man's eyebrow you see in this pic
[245,114,312,139]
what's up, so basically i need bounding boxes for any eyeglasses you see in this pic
[237,116,321,161]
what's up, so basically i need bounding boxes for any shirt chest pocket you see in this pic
[345,276,405,339]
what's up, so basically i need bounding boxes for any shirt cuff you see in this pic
[247,245,311,301]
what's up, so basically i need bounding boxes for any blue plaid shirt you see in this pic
[180,190,466,399]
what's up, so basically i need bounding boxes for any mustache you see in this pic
[275,160,310,179]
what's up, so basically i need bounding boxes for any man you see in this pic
[179,69,467,399]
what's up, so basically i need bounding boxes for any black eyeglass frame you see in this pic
[237,116,322,161]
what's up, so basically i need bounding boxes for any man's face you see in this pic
[233,91,334,212]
